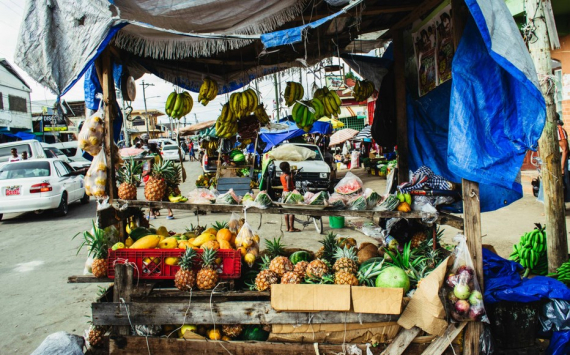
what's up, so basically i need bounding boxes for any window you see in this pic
[8,95,27,113]
[60,147,77,157]
[0,161,50,180]
[54,160,72,177]
[0,92,3,109]
[0,144,33,161]
[44,149,55,158]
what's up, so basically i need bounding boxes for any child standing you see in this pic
[280,162,300,232]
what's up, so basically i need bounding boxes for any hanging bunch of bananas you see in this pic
[165,91,193,119]
[215,103,238,139]
[198,77,218,106]
[284,82,304,106]
[549,261,570,284]
[254,104,270,126]
[200,139,219,156]
[314,87,341,118]
[353,79,375,102]
[292,101,321,132]
[229,88,258,119]
[509,224,548,276]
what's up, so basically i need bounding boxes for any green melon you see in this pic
[233,153,245,162]
[375,267,410,293]
[289,251,311,264]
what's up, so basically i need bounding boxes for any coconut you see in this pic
[357,244,379,264]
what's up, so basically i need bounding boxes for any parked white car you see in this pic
[44,141,92,169]
[0,158,89,221]
[0,140,46,163]
[161,145,185,161]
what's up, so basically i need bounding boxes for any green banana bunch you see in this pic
[313,86,341,118]
[284,82,304,107]
[353,79,375,102]
[509,224,547,276]
[198,77,218,106]
[215,102,238,139]
[165,91,193,119]
[254,104,270,125]
[549,261,570,283]
[292,101,318,132]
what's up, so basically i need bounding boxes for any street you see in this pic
[0,160,569,353]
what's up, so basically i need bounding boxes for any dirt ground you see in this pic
[0,160,568,353]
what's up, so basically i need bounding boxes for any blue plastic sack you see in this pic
[547,331,570,355]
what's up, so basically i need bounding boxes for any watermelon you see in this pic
[130,227,153,241]
[229,150,241,159]
[334,172,363,195]
[348,195,366,211]
[290,251,311,264]
[233,153,245,162]
[308,191,329,205]
[254,191,273,208]
[243,325,269,341]
[375,267,410,293]
[283,190,303,204]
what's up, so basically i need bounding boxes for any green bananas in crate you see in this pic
[548,261,570,284]
[509,224,548,276]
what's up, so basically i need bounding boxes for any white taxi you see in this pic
[0,159,89,221]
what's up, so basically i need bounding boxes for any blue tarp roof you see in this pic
[259,117,332,152]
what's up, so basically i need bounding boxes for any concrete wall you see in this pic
[0,64,32,130]
[552,34,570,126]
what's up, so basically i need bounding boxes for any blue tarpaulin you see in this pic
[1,132,37,141]
[259,119,332,152]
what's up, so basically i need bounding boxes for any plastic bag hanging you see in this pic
[85,149,107,198]
[444,235,489,323]
[78,97,105,156]
[235,221,260,267]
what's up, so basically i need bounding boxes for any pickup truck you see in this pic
[265,143,335,200]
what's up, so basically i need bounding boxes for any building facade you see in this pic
[0,59,32,142]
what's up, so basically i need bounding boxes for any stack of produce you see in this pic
[215,103,238,139]
[396,191,412,212]
[195,174,211,188]
[165,162,186,202]
[352,79,375,102]
[216,189,241,204]
[144,160,175,201]
[117,158,142,200]
[235,222,260,267]
[75,221,110,278]
[229,88,258,119]
[282,190,304,204]
[199,139,219,156]
[313,86,341,118]
[509,224,548,276]
[165,91,193,119]
[177,324,266,342]
[78,111,104,156]
[549,261,570,284]
[197,77,218,106]
[283,81,304,106]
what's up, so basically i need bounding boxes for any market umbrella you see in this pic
[328,128,359,146]
[318,117,344,129]
[119,147,144,157]
[354,125,372,141]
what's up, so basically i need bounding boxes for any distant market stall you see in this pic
[17,0,564,354]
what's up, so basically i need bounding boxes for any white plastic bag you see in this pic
[334,171,363,195]
[84,149,107,198]
[268,145,316,161]
[187,188,217,204]
[235,221,259,267]
[228,212,240,234]
[444,235,488,323]
[78,109,104,156]
[216,188,241,205]
[350,150,359,169]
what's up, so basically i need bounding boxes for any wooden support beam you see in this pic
[462,180,482,355]
[112,264,134,336]
[302,4,417,21]
[391,0,444,30]
[380,326,421,355]
[99,48,117,203]
[526,0,568,272]
[422,322,466,355]
[93,301,399,326]
[450,0,469,48]
[392,29,409,184]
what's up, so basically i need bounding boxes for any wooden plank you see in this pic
[461,179,482,355]
[381,326,421,355]
[92,301,399,326]
[450,0,470,49]
[392,29,409,184]
[301,4,417,21]
[68,275,113,283]
[113,264,134,336]
[421,322,466,355]
[99,48,117,203]
[391,0,443,30]
[108,337,457,355]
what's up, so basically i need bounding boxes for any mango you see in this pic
[158,237,178,249]
[157,226,170,238]
[130,235,161,249]
[165,257,179,266]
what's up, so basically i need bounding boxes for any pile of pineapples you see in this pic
[251,233,382,291]
[74,221,110,278]
[117,159,184,201]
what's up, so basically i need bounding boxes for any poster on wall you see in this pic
[413,3,454,96]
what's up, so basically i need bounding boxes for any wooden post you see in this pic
[462,180,483,355]
[112,264,133,336]
[392,29,409,184]
[99,48,117,203]
[526,0,568,272]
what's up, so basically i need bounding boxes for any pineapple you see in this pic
[117,158,142,200]
[338,237,357,249]
[334,271,359,286]
[222,324,243,338]
[318,232,338,265]
[87,325,107,347]
[75,221,109,278]
[281,271,302,284]
[265,237,285,259]
[305,259,329,279]
[269,256,293,277]
[212,221,229,232]
[174,248,197,291]
[333,246,359,274]
[196,247,219,290]
[165,162,182,197]
[255,255,279,291]
[145,160,174,201]
[293,261,309,279]
[410,231,427,248]
[187,223,206,236]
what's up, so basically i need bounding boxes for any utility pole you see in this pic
[526,0,568,272]
[140,80,154,138]
[273,72,279,122]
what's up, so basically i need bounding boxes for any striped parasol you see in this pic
[353,125,372,141]
[329,128,359,146]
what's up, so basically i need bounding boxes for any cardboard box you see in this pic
[351,287,404,315]
[271,284,351,312]
[268,322,401,344]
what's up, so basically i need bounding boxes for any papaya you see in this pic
[165,257,179,266]
[130,235,161,249]
[158,237,178,249]
[191,233,217,247]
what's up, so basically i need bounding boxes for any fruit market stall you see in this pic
[17,0,554,354]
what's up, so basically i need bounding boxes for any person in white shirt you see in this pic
[9,148,21,162]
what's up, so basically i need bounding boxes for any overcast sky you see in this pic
[0,2,352,124]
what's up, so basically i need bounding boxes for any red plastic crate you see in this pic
[107,248,241,280]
